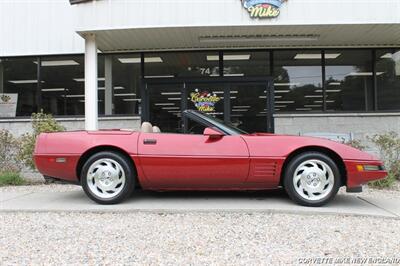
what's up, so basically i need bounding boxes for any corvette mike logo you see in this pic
[190,89,221,112]
[241,0,287,18]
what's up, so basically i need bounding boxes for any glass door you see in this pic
[229,82,271,133]
[147,83,183,133]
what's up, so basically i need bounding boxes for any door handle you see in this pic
[143,139,157,145]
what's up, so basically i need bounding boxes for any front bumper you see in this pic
[344,160,388,189]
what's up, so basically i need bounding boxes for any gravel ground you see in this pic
[0,212,399,265]
[1,182,399,265]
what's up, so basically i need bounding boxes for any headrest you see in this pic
[152,126,161,133]
[141,122,153,133]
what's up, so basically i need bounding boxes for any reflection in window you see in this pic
[40,55,84,116]
[2,57,38,116]
[325,50,372,111]
[376,50,400,110]
[112,54,142,115]
[230,84,268,133]
[148,83,183,133]
[273,50,323,112]
[223,51,270,77]
[144,52,219,78]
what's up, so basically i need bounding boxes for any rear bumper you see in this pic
[34,154,80,182]
[344,160,387,189]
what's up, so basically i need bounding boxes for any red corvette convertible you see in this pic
[34,110,387,206]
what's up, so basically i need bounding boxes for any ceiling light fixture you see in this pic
[118,57,163,64]
[276,101,295,104]
[224,73,245,77]
[199,34,320,43]
[155,103,175,106]
[115,93,136,97]
[233,106,251,108]
[144,75,174,78]
[73,77,105,82]
[34,60,79,66]
[294,53,341,60]
[41,88,66,92]
[380,53,393,59]
[207,55,250,61]
[122,99,141,102]
[65,94,84,98]
[162,107,180,110]
[305,95,323,98]
[8,80,42,84]
[161,92,181,95]
[346,72,384,76]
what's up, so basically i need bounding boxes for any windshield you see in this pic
[186,110,248,135]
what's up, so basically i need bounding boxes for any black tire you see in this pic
[283,152,341,207]
[80,151,135,205]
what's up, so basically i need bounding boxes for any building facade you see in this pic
[0,0,400,146]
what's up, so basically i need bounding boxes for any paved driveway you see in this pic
[1,188,399,218]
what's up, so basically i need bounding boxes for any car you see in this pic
[34,109,387,207]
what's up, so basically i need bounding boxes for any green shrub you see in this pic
[368,131,400,188]
[0,129,20,172]
[345,139,367,150]
[18,110,65,170]
[0,171,25,186]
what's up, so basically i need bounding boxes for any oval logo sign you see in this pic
[241,0,287,19]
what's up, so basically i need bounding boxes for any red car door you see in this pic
[137,132,250,189]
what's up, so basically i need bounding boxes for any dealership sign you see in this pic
[190,89,221,112]
[0,94,18,117]
[241,0,287,18]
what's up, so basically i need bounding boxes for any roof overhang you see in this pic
[78,24,400,53]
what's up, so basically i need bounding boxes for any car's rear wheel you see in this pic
[81,151,135,204]
[283,152,341,207]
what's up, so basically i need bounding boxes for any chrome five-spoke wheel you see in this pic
[81,151,135,205]
[284,152,341,207]
[87,158,126,199]
[293,159,334,201]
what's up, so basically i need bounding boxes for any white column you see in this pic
[0,60,4,93]
[104,55,113,115]
[84,34,98,131]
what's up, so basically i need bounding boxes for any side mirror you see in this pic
[203,127,224,139]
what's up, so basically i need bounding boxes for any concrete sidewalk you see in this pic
[1,188,399,218]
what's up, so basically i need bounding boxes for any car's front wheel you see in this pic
[81,151,135,204]
[283,152,341,207]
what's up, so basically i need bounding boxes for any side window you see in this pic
[187,117,207,135]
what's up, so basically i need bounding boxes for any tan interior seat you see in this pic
[152,126,161,133]
[141,122,153,133]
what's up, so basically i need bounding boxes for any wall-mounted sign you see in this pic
[241,0,287,19]
[190,89,221,112]
[0,93,18,117]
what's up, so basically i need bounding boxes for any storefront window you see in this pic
[112,54,142,115]
[376,49,400,110]
[144,52,220,78]
[223,51,270,77]
[2,57,38,117]
[40,55,84,116]
[325,50,372,111]
[273,50,323,112]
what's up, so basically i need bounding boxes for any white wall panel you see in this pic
[74,0,400,31]
[0,0,84,57]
